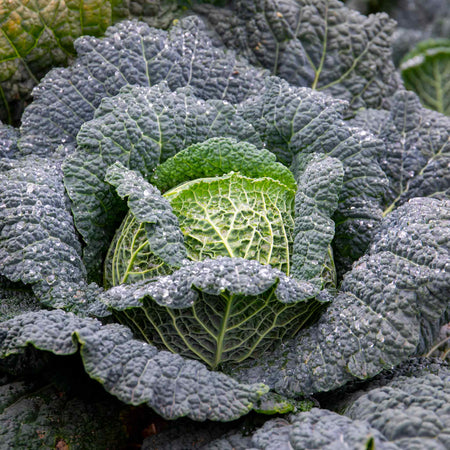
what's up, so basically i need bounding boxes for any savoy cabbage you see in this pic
[0,0,449,448]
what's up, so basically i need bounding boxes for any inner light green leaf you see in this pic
[118,287,324,370]
[104,212,174,287]
[164,172,296,275]
[151,137,297,192]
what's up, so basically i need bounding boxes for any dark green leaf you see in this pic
[350,90,450,215]
[291,155,343,286]
[251,409,398,449]
[345,368,450,449]
[0,309,269,420]
[19,17,267,155]
[195,0,400,112]
[231,198,450,396]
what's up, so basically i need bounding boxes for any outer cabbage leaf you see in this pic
[0,309,269,421]
[75,84,261,180]
[19,16,267,155]
[400,39,450,115]
[313,356,450,415]
[346,107,389,137]
[249,409,399,450]
[0,155,100,309]
[194,0,400,112]
[230,198,450,396]
[239,78,347,167]
[148,361,450,449]
[0,124,19,158]
[200,433,254,450]
[102,257,327,370]
[63,83,262,280]
[350,90,450,215]
[240,77,387,269]
[345,369,450,450]
[104,162,186,286]
[0,0,128,125]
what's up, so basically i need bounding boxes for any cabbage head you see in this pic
[101,137,340,369]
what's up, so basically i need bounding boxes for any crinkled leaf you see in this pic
[350,90,450,214]
[0,124,19,158]
[102,257,326,370]
[240,77,387,269]
[0,0,128,125]
[239,77,347,167]
[195,0,400,112]
[401,39,450,115]
[345,369,450,450]
[291,155,343,286]
[103,257,320,309]
[0,309,268,421]
[152,136,296,192]
[165,172,295,273]
[314,356,450,414]
[203,432,254,450]
[63,83,262,280]
[250,409,399,450]
[0,155,94,309]
[76,83,262,180]
[19,16,267,155]
[347,108,390,136]
[231,198,450,396]
[63,152,125,283]
[104,162,186,286]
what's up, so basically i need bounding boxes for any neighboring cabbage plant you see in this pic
[0,0,129,125]
[400,39,450,115]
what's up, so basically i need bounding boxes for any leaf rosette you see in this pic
[1,8,449,431]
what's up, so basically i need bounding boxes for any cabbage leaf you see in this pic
[0,309,269,421]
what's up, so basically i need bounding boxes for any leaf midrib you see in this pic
[213,292,234,369]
